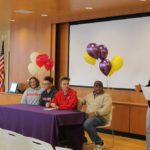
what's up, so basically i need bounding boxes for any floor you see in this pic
[83,133,146,150]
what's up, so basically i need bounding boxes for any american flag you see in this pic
[0,41,5,92]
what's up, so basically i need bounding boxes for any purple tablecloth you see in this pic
[0,104,85,150]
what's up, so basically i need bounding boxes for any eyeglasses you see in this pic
[43,83,51,85]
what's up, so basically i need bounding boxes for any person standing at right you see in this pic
[136,80,150,150]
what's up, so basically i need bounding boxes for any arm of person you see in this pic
[38,90,43,106]
[21,90,27,104]
[39,99,43,106]
[50,93,59,108]
[39,94,44,106]
[96,94,112,117]
[77,97,86,110]
[39,91,45,106]
[58,93,78,110]
[52,88,57,98]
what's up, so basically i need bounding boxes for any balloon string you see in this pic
[106,77,113,98]
[106,77,111,95]
[89,65,93,73]
[95,66,101,80]
[95,59,101,80]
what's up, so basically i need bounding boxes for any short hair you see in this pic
[94,80,103,87]
[44,76,53,84]
[59,76,70,83]
[29,77,40,88]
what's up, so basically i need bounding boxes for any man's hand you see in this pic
[51,103,58,109]
[45,102,50,108]
[87,112,95,118]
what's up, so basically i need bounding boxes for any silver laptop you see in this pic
[9,82,18,93]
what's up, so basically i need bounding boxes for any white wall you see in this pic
[69,16,150,89]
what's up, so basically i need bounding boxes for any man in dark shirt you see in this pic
[39,76,57,107]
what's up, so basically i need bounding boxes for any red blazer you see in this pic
[51,88,78,110]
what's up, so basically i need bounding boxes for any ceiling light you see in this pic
[85,7,93,10]
[15,9,33,14]
[9,19,15,22]
[41,14,48,17]
[139,0,147,1]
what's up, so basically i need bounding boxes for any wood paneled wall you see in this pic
[55,23,69,89]
[9,18,148,135]
[0,93,21,104]
[55,23,147,135]
[9,19,56,87]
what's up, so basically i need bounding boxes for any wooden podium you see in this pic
[0,92,22,105]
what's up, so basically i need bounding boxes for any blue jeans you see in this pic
[83,116,106,145]
[146,107,150,150]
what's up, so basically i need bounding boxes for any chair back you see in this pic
[2,129,30,150]
[27,137,53,150]
[55,146,72,150]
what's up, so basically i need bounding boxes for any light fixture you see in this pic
[15,9,33,14]
[9,19,15,22]
[139,0,147,1]
[85,7,93,10]
[41,14,48,17]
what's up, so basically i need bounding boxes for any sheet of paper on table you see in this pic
[43,108,57,110]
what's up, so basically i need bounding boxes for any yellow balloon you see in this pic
[83,52,96,65]
[108,55,124,77]
[108,67,115,77]
[111,55,124,71]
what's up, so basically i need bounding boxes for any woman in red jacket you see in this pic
[50,77,78,110]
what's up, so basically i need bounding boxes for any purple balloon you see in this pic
[87,43,100,59]
[99,59,111,76]
[97,45,108,60]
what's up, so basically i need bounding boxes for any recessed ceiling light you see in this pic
[41,14,48,17]
[85,7,93,10]
[9,19,15,22]
[15,9,33,14]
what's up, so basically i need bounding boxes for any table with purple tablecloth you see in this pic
[0,104,85,150]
